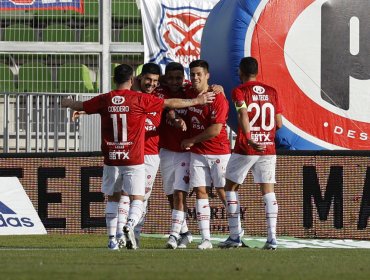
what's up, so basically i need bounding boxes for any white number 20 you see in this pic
[248,102,275,131]
[110,114,127,142]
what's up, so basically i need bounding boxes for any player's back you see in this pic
[232,81,282,155]
[83,89,164,165]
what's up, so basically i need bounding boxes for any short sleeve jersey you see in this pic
[143,89,165,155]
[232,81,283,155]
[83,89,164,166]
[158,84,191,152]
[185,87,230,155]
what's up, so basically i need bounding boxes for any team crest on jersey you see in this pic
[155,5,211,68]
[253,86,265,95]
[112,96,125,105]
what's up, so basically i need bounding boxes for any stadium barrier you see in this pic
[0,150,369,239]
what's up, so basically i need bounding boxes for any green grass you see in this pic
[0,235,370,280]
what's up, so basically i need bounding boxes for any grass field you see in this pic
[1,235,370,280]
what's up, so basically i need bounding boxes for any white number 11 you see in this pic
[110,114,127,142]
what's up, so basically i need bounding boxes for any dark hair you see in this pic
[189,59,209,72]
[165,62,184,74]
[141,62,161,76]
[113,64,134,84]
[239,57,258,76]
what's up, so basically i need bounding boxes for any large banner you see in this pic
[201,0,370,150]
[140,0,219,76]
[0,0,84,13]
[1,152,370,240]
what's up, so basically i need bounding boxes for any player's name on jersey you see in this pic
[108,106,130,113]
[252,94,269,101]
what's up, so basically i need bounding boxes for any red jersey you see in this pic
[83,89,164,166]
[185,88,230,155]
[158,85,191,152]
[232,81,283,155]
[144,90,164,155]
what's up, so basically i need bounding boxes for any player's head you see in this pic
[138,62,161,93]
[165,62,185,93]
[189,59,210,92]
[239,57,258,82]
[113,64,134,86]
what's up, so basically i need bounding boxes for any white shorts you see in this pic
[144,154,160,201]
[101,164,146,196]
[226,154,276,184]
[159,148,190,195]
[190,153,230,188]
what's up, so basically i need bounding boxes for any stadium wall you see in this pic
[0,151,370,239]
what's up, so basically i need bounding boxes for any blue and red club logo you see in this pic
[201,0,370,150]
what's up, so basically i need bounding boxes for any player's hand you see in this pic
[181,138,194,150]
[197,92,215,105]
[72,111,86,121]
[209,84,225,96]
[174,118,187,131]
[240,137,266,152]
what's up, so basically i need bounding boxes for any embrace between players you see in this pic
[62,56,283,251]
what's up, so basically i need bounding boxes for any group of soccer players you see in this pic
[62,56,283,251]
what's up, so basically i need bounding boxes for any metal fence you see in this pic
[0,0,144,153]
[0,92,101,152]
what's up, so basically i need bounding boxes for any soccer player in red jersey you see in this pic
[158,62,193,249]
[124,62,162,247]
[173,60,231,250]
[61,64,215,250]
[219,57,283,250]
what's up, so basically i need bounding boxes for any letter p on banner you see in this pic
[0,177,47,235]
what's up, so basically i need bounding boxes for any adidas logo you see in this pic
[0,201,35,228]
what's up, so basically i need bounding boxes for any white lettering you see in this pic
[347,130,356,139]
[332,126,368,141]
[360,132,368,141]
[334,126,344,135]
[188,107,203,114]
[252,95,269,101]
[109,151,130,160]
[108,106,130,113]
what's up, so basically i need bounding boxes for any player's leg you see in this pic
[173,151,192,248]
[253,155,278,250]
[167,190,185,249]
[190,153,212,249]
[134,154,160,247]
[116,191,130,248]
[122,164,146,250]
[219,154,257,248]
[101,165,121,250]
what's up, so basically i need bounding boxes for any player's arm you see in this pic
[181,123,222,150]
[163,92,215,109]
[276,113,283,130]
[61,98,84,111]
